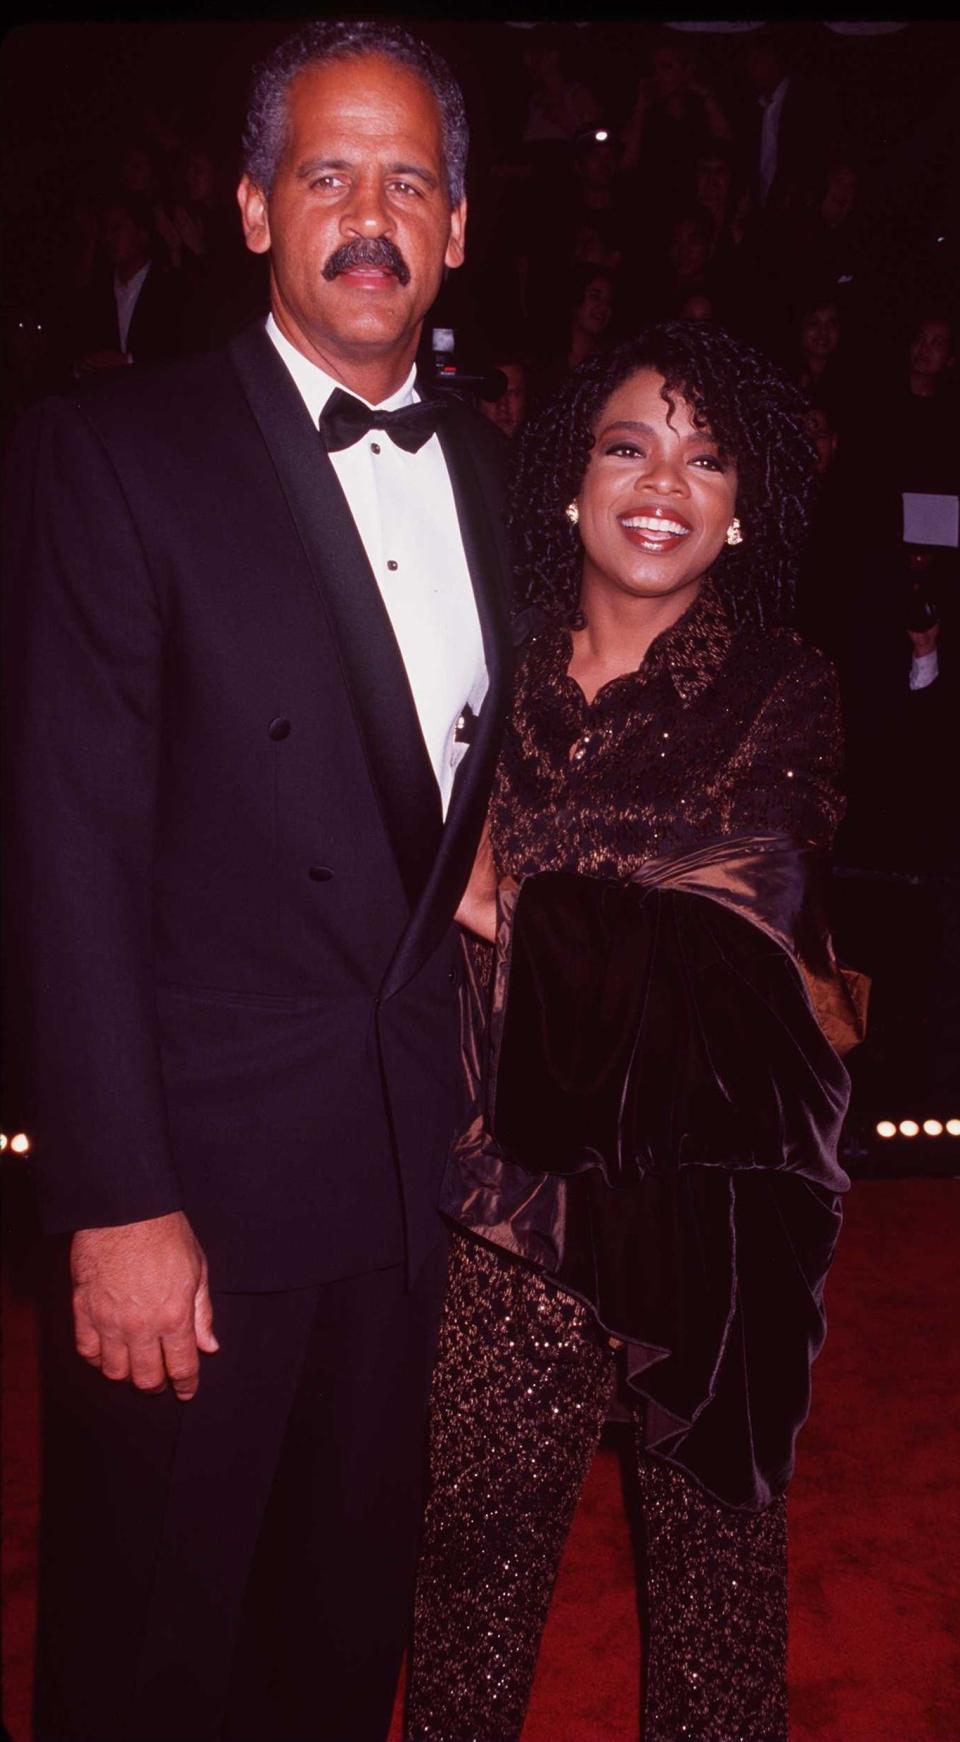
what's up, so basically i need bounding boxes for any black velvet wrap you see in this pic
[441,835,852,1511]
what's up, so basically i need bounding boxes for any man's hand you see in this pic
[71,1210,218,1401]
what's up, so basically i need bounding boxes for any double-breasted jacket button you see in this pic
[268,717,292,741]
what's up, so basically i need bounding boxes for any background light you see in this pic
[9,1132,31,1154]
[923,1119,944,1136]
[947,1120,960,1137]
[876,1121,897,1139]
[0,1133,7,1152]
[899,1120,920,1138]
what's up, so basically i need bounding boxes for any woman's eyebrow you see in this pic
[597,420,655,439]
[598,420,719,443]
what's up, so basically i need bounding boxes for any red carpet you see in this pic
[4,1179,958,1741]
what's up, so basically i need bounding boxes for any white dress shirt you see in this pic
[267,316,488,818]
[114,261,151,356]
[909,649,939,691]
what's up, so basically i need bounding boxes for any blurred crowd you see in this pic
[1,19,958,1124]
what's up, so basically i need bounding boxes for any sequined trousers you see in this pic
[406,1233,788,1742]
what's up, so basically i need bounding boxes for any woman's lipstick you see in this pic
[618,507,693,553]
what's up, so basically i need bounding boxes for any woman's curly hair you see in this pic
[511,321,818,630]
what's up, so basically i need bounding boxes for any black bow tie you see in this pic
[319,387,445,454]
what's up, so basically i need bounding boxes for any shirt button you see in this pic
[267,717,291,741]
[370,441,381,454]
[387,559,398,571]
[308,865,334,882]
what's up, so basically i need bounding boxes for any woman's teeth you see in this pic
[621,515,690,537]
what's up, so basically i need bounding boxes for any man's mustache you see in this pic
[322,237,411,287]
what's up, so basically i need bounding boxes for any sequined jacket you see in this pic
[442,582,854,1512]
[489,579,844,880]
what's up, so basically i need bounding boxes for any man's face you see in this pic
[653,46,688,98]
[577,141,617,191]
[102,205,150,275]
[744,41,782,98]
[238,54,466,374]
[480,363,527,439]
[696,155,730,210]
[801,305,840,361]
[910,320,953,380]
[670,219,707,282]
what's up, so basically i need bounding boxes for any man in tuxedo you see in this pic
[69,190,187,373]
[3,21,511,1742]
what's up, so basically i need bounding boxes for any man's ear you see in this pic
[237,176,271,256]
[444,198,467,272]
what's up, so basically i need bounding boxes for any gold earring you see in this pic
[565,500,580,526]
[725,517,743,546]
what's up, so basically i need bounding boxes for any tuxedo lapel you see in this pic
[228,324,442,911]
[381,400,513,1000]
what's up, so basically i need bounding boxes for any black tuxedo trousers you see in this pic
[2,324,512,1739]
[35,1238,449,1742]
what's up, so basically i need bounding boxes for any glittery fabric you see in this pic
[490,581,844,882]
[407,1233,788,1742]
[635,1450,788,1742]
[407,1233,614,1742]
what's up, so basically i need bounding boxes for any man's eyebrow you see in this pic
[296,157,351,179]
[295,156,439,189]
[390,161,439,188]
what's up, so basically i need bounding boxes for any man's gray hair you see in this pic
[242,20,469,207]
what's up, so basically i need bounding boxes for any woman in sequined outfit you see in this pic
[406,322,859,1742]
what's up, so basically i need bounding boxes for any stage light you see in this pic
[594,129,609,142]
[898,1120,920,1138]
[875,1121,897,1139]
[947,1120,960,1137]
[923,1119,944,1137]
[9,1132,31,1154]
[0,1133,7,1152]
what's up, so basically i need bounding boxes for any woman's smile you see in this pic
[618,505,694,550]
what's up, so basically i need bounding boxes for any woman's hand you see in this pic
[455,819,498,943]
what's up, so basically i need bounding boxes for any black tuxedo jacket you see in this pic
[70,260,188,366]
[2,322,513,1290]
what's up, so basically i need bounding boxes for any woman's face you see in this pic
[575,367,737,613]
[573,276,613,338]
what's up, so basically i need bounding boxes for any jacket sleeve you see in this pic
[721,639,845,848]
[2,395,182,1231]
